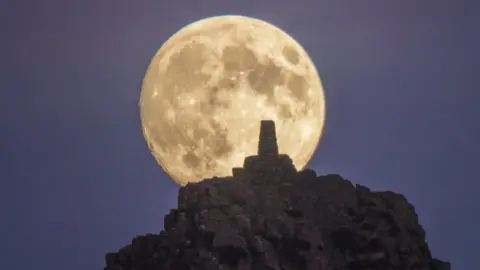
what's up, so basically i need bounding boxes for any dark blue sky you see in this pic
[1,1,478,269]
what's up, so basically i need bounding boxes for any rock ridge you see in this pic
[105,120,450,270]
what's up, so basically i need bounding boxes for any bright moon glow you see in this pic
[140,15,326,186]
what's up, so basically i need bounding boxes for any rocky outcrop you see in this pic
[105,121,450,270]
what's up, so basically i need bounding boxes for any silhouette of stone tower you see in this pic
[232,120,297,179]
[258,120,279,157]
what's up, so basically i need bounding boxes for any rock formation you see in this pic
[105,120,450,270]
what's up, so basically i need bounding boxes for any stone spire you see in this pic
[232,120,296,178]
[257,120,279,157]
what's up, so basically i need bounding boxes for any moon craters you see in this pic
[282,45,300,65]
[165,43,212,93]
[278,104,294,119]
[209,121,234,157]
[182,150,201,170]
[222,45,257,73]
[287,73,308,101]
[180,120,234,176]
[247,60,285,104]
[218,41,309,120]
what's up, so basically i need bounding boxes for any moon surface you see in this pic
[140,15,326,186]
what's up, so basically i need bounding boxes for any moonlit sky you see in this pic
[1,1,478,269]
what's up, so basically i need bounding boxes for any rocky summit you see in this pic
[105,120,451,270]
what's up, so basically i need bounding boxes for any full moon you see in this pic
[140,15,326,186]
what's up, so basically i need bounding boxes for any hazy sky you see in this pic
[1,1,478,269]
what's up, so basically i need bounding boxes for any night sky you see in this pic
[1,1,478,269]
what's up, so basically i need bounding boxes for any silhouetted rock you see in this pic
[105,120,450,269]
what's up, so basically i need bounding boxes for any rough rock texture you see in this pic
[105,121,450,270]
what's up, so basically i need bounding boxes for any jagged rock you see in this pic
[105,120,450,269]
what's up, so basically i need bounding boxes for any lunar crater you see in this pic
[221,45,258,73]
[282,45,300,65]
